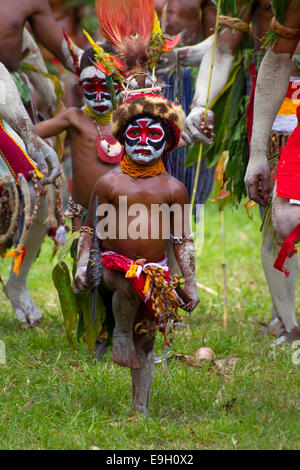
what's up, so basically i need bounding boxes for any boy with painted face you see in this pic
[125,117,167,163]
[74,92,199,414]
[35,46,123,231]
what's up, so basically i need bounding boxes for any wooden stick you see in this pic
[221,210,228,331]
[196,282,218,296]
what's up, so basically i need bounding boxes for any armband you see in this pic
[79,225,94,235]
[170,234,194,244]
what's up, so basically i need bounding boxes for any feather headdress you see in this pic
[96,0,154,85]
[95,0,181,85]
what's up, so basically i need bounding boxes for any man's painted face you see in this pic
[80,66,120,115]
[124,117,166,164]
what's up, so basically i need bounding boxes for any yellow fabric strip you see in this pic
[125,263,139,278]
[278,97,299,116]
[3,245,25,275]
[82,105,112,124]
[143,274,151,296]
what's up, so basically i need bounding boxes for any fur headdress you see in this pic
[111,93,185,152]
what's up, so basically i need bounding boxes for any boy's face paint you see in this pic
[124,117,166,164]
[79,66,120,115]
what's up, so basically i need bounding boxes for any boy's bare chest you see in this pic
[111,176,172,207]
[0,2,30,35]
[71,118,122,168]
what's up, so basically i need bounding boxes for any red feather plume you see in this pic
[96,0,155,80]
[96,0,154,46]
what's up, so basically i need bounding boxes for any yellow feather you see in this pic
[82,29,104,56]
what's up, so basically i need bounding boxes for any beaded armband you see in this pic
[64,197,85,219]
[79,225,94,235]
[170,233,194,244]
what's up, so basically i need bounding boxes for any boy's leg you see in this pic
[102,267,141,368]
[131,305,156,415]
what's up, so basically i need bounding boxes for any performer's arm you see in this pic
[0,62,60,183]
[22,28,57,119]
[182,5,252,146]
[158,35,214,74]
[29,0,83,73]
[74,177,109,292]
[35,108,73,139]
[74,192,95,293]
[245,1,300,206]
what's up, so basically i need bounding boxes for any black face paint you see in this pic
[125,117,166,162]
[80,71,120,115]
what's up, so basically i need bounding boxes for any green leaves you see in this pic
[53,231,106,357]
[52,262,78,350]
[264,0,293,47]
[76,290,106,356]
[211,0,237,16]
[58,231,80,263]
[271,0,293,24]
[185,47,250,171]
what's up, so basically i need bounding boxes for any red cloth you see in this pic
[274,223,300,276]
[101,251,170,322]
[246,62,258,149]
[0,119,38,183]
[277,123,300,199]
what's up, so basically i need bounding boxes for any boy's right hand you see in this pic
[73,266,88,293]
[181,284,199,312]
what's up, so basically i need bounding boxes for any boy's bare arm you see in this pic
[35,108,74,138]
[74,176,112,292]
[170,181,199,312]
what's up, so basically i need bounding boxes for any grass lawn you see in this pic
[0,201,299,450]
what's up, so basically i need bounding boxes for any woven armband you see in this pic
[218,15,250,33]
[170,233,194,244]
[79,225,94,235]
[64,197,85,219]
[270,16,300,40]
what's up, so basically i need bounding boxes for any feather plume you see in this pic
[96,0,155,82]
[96,0,154,47]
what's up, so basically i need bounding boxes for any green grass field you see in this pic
[0,201,300,450]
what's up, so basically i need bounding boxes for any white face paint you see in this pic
[79,66,120,115]
[124,117,166,164]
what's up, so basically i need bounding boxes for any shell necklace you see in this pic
[93,119,123,164]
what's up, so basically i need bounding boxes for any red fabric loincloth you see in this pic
[101,250,186,347]
[276,110,300,200]
[101,251,170,321]
[246,62,258,149]
[274,223,300,276]
[274,107,300,275]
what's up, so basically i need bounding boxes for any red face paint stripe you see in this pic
[82,80,119,94]
[126,119,164,144]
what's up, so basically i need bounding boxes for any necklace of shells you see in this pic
[93,119,123,164]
